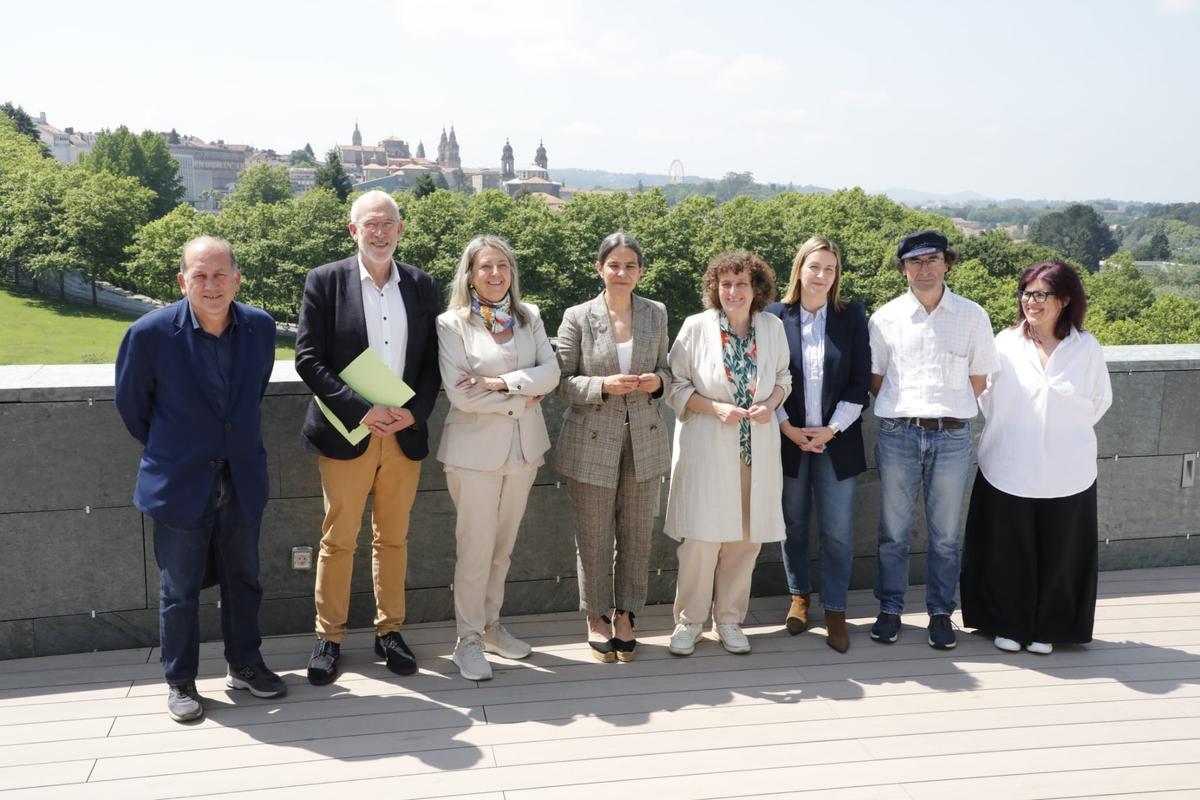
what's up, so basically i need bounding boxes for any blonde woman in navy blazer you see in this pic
[765,237,870,653]
[436,235,560,681]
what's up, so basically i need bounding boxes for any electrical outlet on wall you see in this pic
[291,545,314,571]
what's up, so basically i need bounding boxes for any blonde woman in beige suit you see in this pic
[437,235,560,681]
[556,232,671,663]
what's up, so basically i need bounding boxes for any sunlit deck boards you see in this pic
[2,565,1199,799]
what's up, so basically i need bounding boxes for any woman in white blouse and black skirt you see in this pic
[960,260,1112,655]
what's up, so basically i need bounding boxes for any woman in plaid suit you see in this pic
[555,232,671,662]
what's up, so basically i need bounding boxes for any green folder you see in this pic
[315,347,415,445]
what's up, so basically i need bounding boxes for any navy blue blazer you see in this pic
[766,300,871,481]
[295,256,441,461]
[115,299,276,524]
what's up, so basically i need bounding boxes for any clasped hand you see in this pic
[602,373,661,396]
[714,402,774,425]
[782,421,835,452]
[364,404,414,436]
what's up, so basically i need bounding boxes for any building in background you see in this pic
[33,112,94,164]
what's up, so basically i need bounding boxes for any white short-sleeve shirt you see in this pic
[869,287,999,420]
[977,325,1113,498]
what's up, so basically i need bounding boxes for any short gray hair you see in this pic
[350,190,400,224]
[180,236,238,274]
[447,235,530,326]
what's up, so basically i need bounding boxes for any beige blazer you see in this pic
[554,293,671,488]
[436,304,560,472]
[664,309,791,543]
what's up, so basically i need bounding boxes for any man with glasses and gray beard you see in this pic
[295,190,441,684]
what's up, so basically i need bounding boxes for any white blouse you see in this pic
[977,325,1113,498]
[615,338,633,374]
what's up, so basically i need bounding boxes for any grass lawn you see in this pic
[0,287,295,365]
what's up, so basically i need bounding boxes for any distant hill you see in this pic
[883,187,996,207]
[554,168,707,189]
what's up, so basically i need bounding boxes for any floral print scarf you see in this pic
[470,287,516,334]
[719,311,758,466]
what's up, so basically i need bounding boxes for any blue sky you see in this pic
[4,0,1198,201]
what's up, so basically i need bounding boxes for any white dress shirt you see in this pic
[359,256,408,378]
[977,325,1112,498]
[869,286,998,420]
[775,304,862,431]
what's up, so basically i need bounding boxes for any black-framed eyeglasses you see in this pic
[1018,290,1056,303]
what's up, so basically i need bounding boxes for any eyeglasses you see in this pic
[903,255,944,270]
[1019,290,1056,303]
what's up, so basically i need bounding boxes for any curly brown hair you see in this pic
[701,251,777,314]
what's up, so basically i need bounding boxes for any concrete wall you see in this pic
[2,345,1197,659]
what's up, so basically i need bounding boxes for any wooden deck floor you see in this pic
[2,565,1199,799]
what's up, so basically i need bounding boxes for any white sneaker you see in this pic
[1026,641,1053,655]
[453,635,493,681]
[483,624,532,659]
[994,636,1021,652]
[714,623,751,654]
[668,623,703,656]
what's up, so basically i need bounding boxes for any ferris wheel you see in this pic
[668,159,685,185]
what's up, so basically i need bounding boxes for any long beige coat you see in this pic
[664,309,791,543]
[554,293,671,488]
[436,304,560,472]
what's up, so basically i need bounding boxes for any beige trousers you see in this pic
[673,463,761,625]
[314,435,421,643]
[446,465,538,638]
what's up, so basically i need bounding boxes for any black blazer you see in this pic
[766,300,871,481]
[295,256,441,460]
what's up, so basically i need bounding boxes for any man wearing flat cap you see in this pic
[866,230,997,650]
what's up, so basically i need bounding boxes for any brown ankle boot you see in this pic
[785,594,810,635]
[825,610,849,653]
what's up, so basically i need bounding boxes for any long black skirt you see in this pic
[960,471,1098,645]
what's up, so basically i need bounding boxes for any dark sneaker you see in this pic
[226,663,288,698]
[375,631,417,675]
[167,682,204,722]
[307,639,341,686]
[928,614,958,650]
[870,612,901,644]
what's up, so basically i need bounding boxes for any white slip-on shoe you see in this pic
[1026,641,1053,655]
[714,623,751,654]
[668,623,703,656]
[994,636,1022,652]
[483,624,532,659]
[453,635,493,681]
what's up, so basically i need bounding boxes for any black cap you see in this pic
[896,230,949,261]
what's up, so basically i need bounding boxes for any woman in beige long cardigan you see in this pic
[665,251,791,657]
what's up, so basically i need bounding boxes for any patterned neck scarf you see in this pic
[470,287,515,334]
[719,311,758,466]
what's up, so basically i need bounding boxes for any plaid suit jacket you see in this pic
[553,293,671,488]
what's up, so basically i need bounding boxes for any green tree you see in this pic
[1,102,48,156]
[166,128,181,144]
[1029,204,1117,272]
[288,147,318,167]
[59,169,154,302]
[1085,260,1155,324]
[412,174,437,199]
[315,148,352,202]
[125,203,213,300]
[81,126,184,219]
[1137,228,1172,261]
[227,163,294,206]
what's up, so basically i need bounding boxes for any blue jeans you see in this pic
[874,418,973,617]
[152,466,264,685]
[780,453,858,611]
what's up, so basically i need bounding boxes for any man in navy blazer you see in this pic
[116,236,286,723]
[295,190,441,684]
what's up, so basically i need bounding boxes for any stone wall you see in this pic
[1,345,1197,659]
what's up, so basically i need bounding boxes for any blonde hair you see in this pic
[783,236,845,310]
[446,235,530,326]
